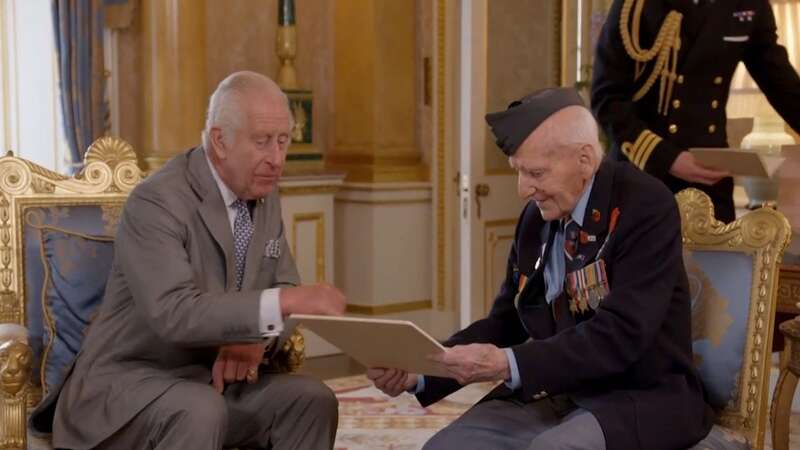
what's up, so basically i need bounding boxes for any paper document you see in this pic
[285,314,449,377]
[690,147,785,178]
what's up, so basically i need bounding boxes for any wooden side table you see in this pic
[771,319,799,450]
[777,264,800,369]
[778,264,800,316]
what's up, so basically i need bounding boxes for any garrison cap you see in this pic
[485,87,585,156]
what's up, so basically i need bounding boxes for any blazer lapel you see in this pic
[576,159,615,264]
[187,148,237,290]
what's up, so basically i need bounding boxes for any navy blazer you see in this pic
[417,160,714,450]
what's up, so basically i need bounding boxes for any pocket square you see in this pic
[723,35,749,42]
[265,239,281,258]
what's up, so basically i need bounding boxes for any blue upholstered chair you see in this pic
[678,188,791,450]
[0,137,143,450]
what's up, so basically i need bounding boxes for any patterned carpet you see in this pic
[326,374,800,450]
[26,373,800,449]
[326,375,497,450]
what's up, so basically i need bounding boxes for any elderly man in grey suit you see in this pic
[43,71,346,449]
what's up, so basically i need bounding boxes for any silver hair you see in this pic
[201,71,294,150]
[538,106,604,166]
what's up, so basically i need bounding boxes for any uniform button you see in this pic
[714,76,723,85]
[677,75,684,84]
[708,124,716,134]
[711,100,719,109]
[267,324,275,331]
[672,99,681,109]
[669,124,678,134]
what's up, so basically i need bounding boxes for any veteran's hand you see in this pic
[212,342,267,394]
[430,343,510,386]
[279,283,346,317]
[669,151,729,185]
[366,368,418,397]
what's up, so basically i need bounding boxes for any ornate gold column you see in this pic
[329,0,427,182]
[139,0,208,171]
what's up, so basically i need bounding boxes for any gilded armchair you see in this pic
[0,137,305,450]
[677,188,791,450]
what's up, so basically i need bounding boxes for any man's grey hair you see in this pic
[201,71,294,150]
[537,105,604,166]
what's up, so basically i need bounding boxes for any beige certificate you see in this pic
[690,147,785,178]
[285,314,449,377]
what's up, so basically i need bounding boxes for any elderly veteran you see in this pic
[31,71,346,450]
[368,88,713,450]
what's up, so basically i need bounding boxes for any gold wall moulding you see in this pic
[333,198,431,206]
[278,185,340,196]
[346,299,433,315]
[325,163,430,183]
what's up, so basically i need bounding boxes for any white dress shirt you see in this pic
[205,150,284,338]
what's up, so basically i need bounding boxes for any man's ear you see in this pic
[209,127,227,160]
[578,144,595,174]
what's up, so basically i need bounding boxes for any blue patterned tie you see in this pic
[233,200,254,291]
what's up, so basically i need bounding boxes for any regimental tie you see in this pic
[562,217,580,270]
[233,199,254,291]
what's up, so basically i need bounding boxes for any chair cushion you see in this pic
[687,424,749,450]
[39,226,114,394]
[23,204,121,389]
[684,250,754,409]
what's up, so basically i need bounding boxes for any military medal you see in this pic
[566,259,609,314]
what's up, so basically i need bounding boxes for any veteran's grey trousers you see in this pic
[423,396,606,450]
[94,373,338,450]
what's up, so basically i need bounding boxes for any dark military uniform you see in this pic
[592,0,800,222]
[417,159,714,450]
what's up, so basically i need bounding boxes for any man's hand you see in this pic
[430,344,510,386]
[279,282,346,316]
[669,151,729,185]
[366,368,418,397]
[212,342,267,394]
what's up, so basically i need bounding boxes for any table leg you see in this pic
[771,367,799,450]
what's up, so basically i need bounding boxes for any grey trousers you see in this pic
[423,396,606,450]
[95,373,338,450]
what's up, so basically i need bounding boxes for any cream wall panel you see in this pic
[483,221,516,316]
[278,174,343,357]
[334,183,434,331]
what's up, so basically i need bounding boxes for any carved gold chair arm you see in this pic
[265,329,306,373]
[771,319,800,450]
[0,336,32,450]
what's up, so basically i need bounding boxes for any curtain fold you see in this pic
[51,0,108,173]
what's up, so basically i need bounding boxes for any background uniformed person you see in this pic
[592,0,800,222]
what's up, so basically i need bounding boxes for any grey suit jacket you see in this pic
[43,147,300,449]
